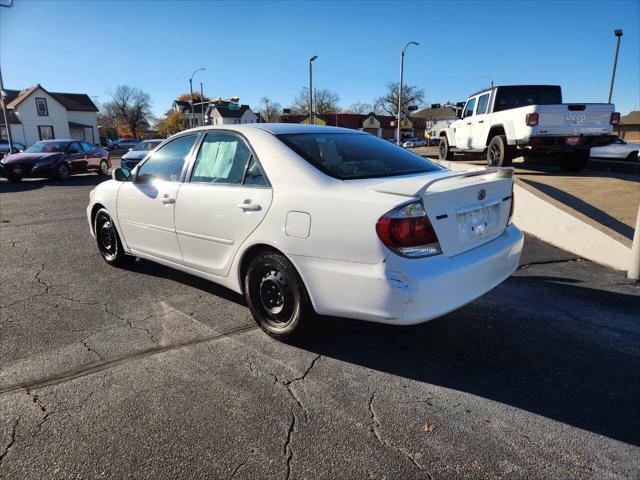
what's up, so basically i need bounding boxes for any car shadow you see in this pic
[295,274,640,447]
[122,253,640,446]
[0,174,110,192]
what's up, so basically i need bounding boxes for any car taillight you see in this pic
[526,113,539,127]
[610,112,620,125]
[376,201,441,258]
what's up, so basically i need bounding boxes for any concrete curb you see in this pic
[432,159,632,271]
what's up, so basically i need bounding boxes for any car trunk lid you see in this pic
[371,168,514,257]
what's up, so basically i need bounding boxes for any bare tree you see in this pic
[375,82,425,117]
[259,96,282,122]
[103,85,154,139]
[344,102,374,114]
[290,88,340,115]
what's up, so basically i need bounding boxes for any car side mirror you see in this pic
[112,167,132,182]
[456,110,463,119]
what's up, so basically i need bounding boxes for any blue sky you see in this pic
[1,0,639,117]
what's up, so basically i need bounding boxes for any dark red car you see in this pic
[0,139,110,182]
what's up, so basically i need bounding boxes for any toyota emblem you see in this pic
[478,189,486,200]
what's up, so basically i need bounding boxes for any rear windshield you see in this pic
[494,86,562,112]
[276,133,441,180]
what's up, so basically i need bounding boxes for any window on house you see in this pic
[36,98,49,116]
[38,126,55,140]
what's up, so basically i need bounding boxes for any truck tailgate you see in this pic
[536,104,613,135]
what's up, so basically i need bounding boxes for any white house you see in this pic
[205,101,258,125]
[1,84,99,147]
[172,99,208,127]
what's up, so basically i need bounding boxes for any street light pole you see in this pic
[309,55,318,125]
[189,67,205,128]
[608,29,623,104]
[200,82,205,126]
[397,41,419,145]
[0,0,15,153]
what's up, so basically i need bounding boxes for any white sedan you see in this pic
[590,137,639,161]
[87,124,523,340]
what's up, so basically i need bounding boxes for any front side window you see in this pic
[277,133,441,180]
[476,94,490,115]
[191,133,251,184]
[136,134,197,182]
[67,142,82,154]
[36,98,48,116]
[463,98,476,118]
[38,125,55,140]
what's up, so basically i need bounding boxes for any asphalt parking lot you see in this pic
[1,174,639,479]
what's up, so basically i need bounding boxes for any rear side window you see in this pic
[494,86,562,112]
[476,94,490,115]
[276,133,441,180]
[191,133,251,184]
[136,134,197,182]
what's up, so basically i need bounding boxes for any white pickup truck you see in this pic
[438,85,619,172]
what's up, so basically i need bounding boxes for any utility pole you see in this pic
[608,29,623,104]
[200,82,205,126]
[309,55,318,125]
[0,0,15,153]
[397,42,419,145]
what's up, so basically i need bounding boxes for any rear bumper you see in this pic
[516,135,616,150]
[291,224,523,325]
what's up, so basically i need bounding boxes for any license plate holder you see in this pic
[565,136,582,146]
[457,203,500,242]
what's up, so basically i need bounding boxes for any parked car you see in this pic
[402,138,427,148]
[112,138,139,150]
[0,139,26,157]
[120,139,164,170]
[0,140,110,182]
[438,85,619,172]
[100,137,117,149]
[590,137,639,161]
[87,124,522,340]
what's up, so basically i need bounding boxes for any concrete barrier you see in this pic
[433,159,633,271]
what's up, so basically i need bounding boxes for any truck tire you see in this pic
[438,136,454,160]
[559,150,589,172]
[487,135,514,167]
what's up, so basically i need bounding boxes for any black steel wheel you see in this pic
[244,251,315,341]
[94,209,128,266]
[57,162,70,180]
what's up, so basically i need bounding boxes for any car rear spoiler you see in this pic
[417,166,514,196]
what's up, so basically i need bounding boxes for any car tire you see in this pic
[559,150,589,172]
[98,159,109,176]
[438,136,454,160]
[487,135,514,167]
[94,209,129,267]
[57,162,70,180]
[627,151,639,162]
[244,251,316,341]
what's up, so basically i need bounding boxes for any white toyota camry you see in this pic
[87,124,523,340]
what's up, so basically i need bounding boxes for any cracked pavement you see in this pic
[1,175,639,479]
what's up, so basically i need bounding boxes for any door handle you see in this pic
[478,120,484,124]
[160,194,175,204]
[466,122,472,125]
[238,201,261,211]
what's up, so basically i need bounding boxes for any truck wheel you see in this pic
[559,150,589,172]
[438,136,454,160]
[487,135,514,167]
